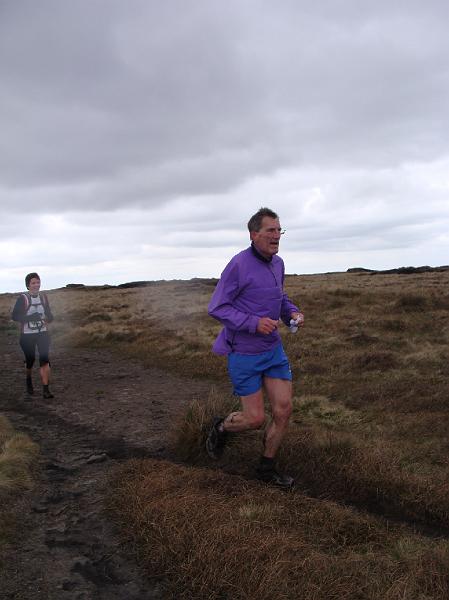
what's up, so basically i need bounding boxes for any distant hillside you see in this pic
[61,266,449,291]
[63,278,219,291]
[347,265,449,275]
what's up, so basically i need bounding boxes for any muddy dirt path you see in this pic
[0,333,215,600]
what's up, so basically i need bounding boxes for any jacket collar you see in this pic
[251,242,272,263]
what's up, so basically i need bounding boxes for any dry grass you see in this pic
[0,416,39,547]
[171,387,239,463]
[171,388,449,529]
[108,458,449,600]
[0,416,38,496]
[2,270,449,595]
[2,281,227,380]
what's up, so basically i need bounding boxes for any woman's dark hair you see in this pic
[247,207,278,232]
[25,272,40,289]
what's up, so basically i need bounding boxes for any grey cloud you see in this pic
[1,1,449,291]
[1,1,267,191]
[285,211,449,253]
[0,144,286,213]
[2,0,449,206]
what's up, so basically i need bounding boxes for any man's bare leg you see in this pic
[222,390,266,432]
[205,380,294,489]
[262,377,293,458]
[206,390,265,459]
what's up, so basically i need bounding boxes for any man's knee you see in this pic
[273,400,292,423]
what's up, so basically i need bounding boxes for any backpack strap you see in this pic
[40,292,49,311]
[21,292,31,312]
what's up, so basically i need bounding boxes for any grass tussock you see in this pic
[172,393,449,529]
[0,416,38,496]
[0,416,39,547]
[171,387,239,463]
[109,458,449,600]
[394,293,429,312]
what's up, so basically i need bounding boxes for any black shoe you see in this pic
[43,389,54,399]
[205,417,227,459]
[256,466,294,489]
[26,380,34,395]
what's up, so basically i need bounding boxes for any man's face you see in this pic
[28,278,41,295]
[250,216,282,258]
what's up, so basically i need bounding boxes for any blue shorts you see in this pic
[227,344,292,397]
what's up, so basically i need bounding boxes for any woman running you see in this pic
[12,272,55,399]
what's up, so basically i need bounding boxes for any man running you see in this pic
[12,272,55,399]
[206,207,304,488]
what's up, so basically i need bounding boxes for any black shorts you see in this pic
[19,332,51,368]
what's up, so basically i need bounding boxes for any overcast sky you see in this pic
[1,1,449,293]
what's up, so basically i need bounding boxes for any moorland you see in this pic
[1,268,449,599]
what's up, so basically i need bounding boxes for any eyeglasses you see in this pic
[260,228,286,236]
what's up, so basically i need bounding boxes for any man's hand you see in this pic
[257,317,279,335]
[291,311,305,327]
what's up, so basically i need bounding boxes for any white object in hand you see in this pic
[289,317,300,333]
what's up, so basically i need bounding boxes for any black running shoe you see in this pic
[43,389,54,399]
[26,380,34,395]
[256,466,294,490]
[205,417,227,459]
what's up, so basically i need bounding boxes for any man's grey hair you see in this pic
[247,207,279,232]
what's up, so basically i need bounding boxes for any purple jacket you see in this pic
[208,245,299,355]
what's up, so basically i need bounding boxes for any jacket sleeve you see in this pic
[279,264,300,326]
[208,261,259,334]
[11,296,26,323]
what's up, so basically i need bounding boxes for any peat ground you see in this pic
[0,331,212,600]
